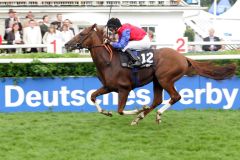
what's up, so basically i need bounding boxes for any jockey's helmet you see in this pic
[106,18,122,31]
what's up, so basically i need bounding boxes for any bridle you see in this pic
[76,26,113,61]
[76,28,94,49]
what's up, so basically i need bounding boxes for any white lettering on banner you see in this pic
[179,89,194,104]
[206,83,222,104]
[43,91,59,106]
[178,83,238,109]
[26,91,41,107]
[195,89,206,104]
[222,89,238,110]
[136,89,151,105]
[5,85,24,107]
[101,92,119,105]
[59,86,71,106]
[127,91,135,105]
[4,83,239,109]
[70,90,85,106]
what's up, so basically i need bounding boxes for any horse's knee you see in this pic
[91,95,96,103]
[170,95,181,105]
[118,112,124,115]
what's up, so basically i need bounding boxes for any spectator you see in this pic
[43,26,57,44]
[6,23,24,53]
[63,19,75,35]
[40,15,50,37]
[60,24,74,44]
[23,19,42,53]
[4,9,22,40]
[4,9,16,40]
[43,26,61,53]
[51,13,63,30]
[148,30,156,49]
[202,28,222,51]
[148,30,154,42]
[38,20,43,26]
[13,11,22,29]
[22,11,35,28]
[60,24,74,53]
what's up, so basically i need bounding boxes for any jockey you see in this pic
[106,18,151,66]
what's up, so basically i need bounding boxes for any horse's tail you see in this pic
[186,58,236,80]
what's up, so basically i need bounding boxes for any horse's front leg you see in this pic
[118,89,139,115]
[91,86,112,117]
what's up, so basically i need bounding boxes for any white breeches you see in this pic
[122,35,151,52]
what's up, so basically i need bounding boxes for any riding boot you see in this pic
[125,49,141,66]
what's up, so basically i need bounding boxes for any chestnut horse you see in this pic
[65,24,236,125]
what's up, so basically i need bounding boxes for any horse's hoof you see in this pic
[131,120,138,126]
[107,112,113,117]
[104,111,112,117]
[101,110,113,117]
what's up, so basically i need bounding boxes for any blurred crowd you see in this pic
[2,8,225,54]
[3,9,75,53]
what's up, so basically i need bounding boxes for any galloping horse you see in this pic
[65,24,236,125]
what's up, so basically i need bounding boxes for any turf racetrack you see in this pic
[1,110,240,160]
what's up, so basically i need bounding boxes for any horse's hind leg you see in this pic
[131,77,163,125]
[156,80,181,124]
[91,86,112,117]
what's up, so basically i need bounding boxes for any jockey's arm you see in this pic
[111,29,130,49]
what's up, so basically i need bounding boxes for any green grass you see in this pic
[1,110,240,160]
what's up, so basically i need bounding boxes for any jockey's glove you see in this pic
[104,39,110,44]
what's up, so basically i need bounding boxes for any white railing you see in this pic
[0,44,47,49]
[0,41,240,63]
[0,58,93,63]
[1,41,240,49]
[149,41,240,47]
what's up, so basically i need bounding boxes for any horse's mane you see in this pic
[96,25,110,42]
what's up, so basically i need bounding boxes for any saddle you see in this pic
[119,49,154,68]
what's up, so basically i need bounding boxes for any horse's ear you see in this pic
[92,23,97,31]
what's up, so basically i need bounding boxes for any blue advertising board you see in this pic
[0,76,239,112]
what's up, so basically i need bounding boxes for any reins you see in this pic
[78,27,113,62]
[89,44,113,62]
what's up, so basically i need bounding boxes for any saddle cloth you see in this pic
[119,49,154,68]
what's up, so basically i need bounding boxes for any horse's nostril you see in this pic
[76,43,82,49]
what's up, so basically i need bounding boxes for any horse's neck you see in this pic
[90,35,120,78]
[90,47,113,67]
[90,48,119,74]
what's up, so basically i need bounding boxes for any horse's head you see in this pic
[65,24,105,51]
